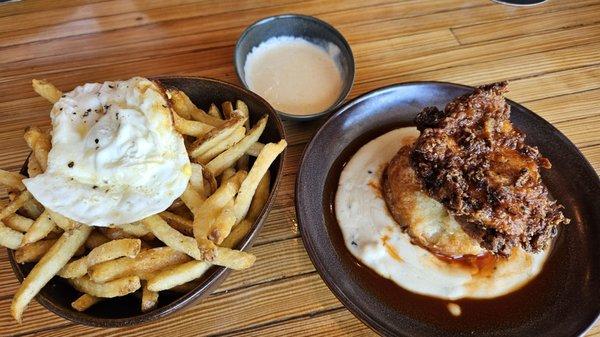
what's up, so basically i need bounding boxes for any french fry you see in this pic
[11,224,91,322]
[27,155,43,178]
[180,184,205,215]
[207,103,221,119]
[246,171,271,222]
[142,215,202,260]
[168,89,223,127]
[0,221,25,249]
[147,201,257,292]
[246,142,265,157]
[234,140,286,223]
[59,238,141,278]
[3,213,34,232]
[159,211,193,236]
[205,116,267,176]
[212,247,256,270]
[203,164,218,194]
[188,115,247,158]
[88,247,190,283]
[71,294,101,312]
[147,260,211,292]
[189,163,204,195]
[172,108,214,137]
[207,200,236,244]
[221,101,234,119]
[0,169,26,191]
[70,275,140,298]
[0,190,32,221]
[194,126,246,165]
[100,227,134,240]
[15,239,57,263]
[221,167,237,184]
[21,210,56,246]
[24,127,51,171]
[141,282,159,312]
[32,79,63,104]
[20,199,44,219]
[235,100,250,171]
[194,171,246,253]
[119,222,151,238]
[47,210,76,231]
[85,230,111,250]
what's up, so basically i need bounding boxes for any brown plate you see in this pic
[8,76,286,327]
[296,82,600,336]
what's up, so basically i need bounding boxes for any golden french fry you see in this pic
[20,199,44,220]
[234,140,286,223]
[88,247,190,283]
[188,115,247,158]
[15,239,57,263]
[172,107,214,137]
[32,79,63,104]
[119,222,151,238]
[11,224,91,322]
[194,172,246,253]
[212,247,256,270]
[246,142,265,157]
[159,211,193,236]
[0,221,25,249]
[168,89,223,127]
[235,100,251,171]
[21,210,56,246]
[71,294,101,312]
[246,171,271,222]
[70,275,140,298]
[205,116,267,176]
[0,169,26,191]
[147,214,256,292]
[24,127,51,171]
[207,103,222,119]
[180,184,205,215]
[189,163,204,195]
[59,238,141,278]
[3,213,34,232]
[208,200,236,244]
[85,230,111,250]
[0,190,32,221]
[195,127,246,165]
[47,210,76,231]
[221,167,236,183]
[100,227,135,240]
[221,101,234,119]
[203,163,218,194]
[147,260,211,292]
[142,215,202,260]
[141,282,159,312]
[27,155,43,178]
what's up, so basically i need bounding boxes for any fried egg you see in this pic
[335,127,549,300]
[23,77,191,227]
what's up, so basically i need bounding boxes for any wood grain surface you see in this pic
[0,1,599,336]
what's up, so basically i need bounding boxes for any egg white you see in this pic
[24,77,191,227]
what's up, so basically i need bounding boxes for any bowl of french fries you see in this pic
[1,76,286,326]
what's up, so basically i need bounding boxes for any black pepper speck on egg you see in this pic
[108,85,114,89]
[95,139,99,144]
[68,161,74,168]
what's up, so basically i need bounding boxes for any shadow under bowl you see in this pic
[8,76,287,327]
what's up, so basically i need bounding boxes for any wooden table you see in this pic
[0,0,598,336]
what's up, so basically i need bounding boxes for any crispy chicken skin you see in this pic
[409,82,569,256]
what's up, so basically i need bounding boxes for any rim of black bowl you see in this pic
[234,13,355,121]
[7,76,287,328]
[295,80,600,337]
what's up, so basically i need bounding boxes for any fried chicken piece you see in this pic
[410,82,568,256]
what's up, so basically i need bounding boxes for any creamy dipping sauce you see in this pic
[243,36,343,115]
[334,127,550,300]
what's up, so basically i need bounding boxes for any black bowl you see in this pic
[8,76,287,327]
[296,81,600,336]
[234,14,355,121]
